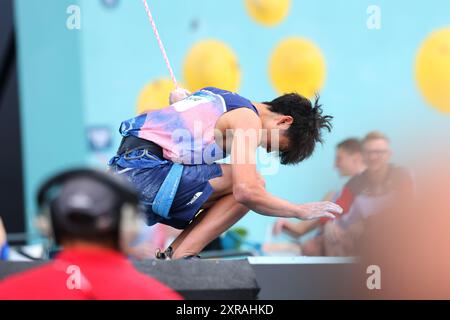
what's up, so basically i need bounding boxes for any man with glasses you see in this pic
[322,131,414,256]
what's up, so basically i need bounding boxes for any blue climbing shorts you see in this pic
[108,149,223,229]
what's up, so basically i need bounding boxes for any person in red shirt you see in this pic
[0,169,182,300]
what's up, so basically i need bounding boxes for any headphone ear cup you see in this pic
[119,203,145,251]
[35,205,53,239]
[35,202,63,246]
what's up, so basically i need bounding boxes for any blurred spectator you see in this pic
[0,217,9,260]
[0,169,182,300]
[355,155,450,299]
[322,131,414,256]
[268,138,365,255]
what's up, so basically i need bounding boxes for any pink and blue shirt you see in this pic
[119,87,258,165]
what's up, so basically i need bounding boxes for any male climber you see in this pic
[109,86,343,259]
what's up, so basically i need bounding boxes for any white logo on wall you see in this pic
[102,0,120,8]
[366,5,381,30]
[66,265,81,290]
[366,265,381,290]
[66,5,81,30]
[87,126,112,152]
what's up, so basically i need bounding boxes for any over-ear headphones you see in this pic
[36,168,146,252]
